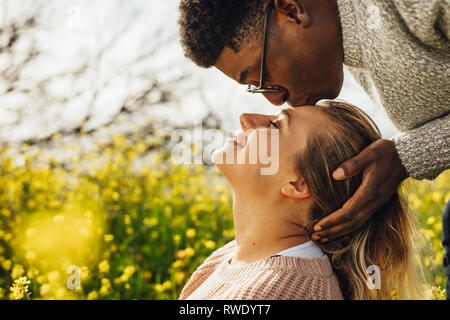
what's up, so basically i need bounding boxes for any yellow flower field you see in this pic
[0,127,448,300]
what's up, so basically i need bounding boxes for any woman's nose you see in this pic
[239,113,269,130]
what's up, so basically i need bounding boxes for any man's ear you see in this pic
[274,0,310,27]
[280,178,310,199]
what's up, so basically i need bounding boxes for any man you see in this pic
[178,0,449,296]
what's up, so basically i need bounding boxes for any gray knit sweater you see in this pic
[336,0,450,180]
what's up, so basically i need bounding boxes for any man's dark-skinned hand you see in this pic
[311,139,409,242]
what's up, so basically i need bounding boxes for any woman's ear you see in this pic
[281,178,310,199]
[274,0,310,27]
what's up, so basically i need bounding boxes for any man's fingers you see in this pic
[332,147,374,180]
[313,207,356,232]
[314,184,372,231]
[312,224,353,242]
[312,210,369,241]
[312,179,379,238]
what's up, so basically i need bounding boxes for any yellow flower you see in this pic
[151,231,159,239]
[174,271,185,285]
[1,208,11,218]
[98,260,110,273]
[40,284,51,296]
[176,250,186,259]
[104,234,114,242]
[204,240,216,250]
[112,192,120,201]
[119,265,136,282]
[186,228,196,238]
[427,216,436,225]
[80,266,89,281]
[162,280,172,291]
[171,260,184,269]
[185,247,195,258]
[2,259,12,271]
[27,267,39,279]
[9,276,31,300]
[154,284,163,293]
[87,290,98,300]
[11,264,25,280]
[54,287,66,299]
[431,286,446,300]
[143,217,158,227]
[173,234,181,243]
[36,275,46,284]
[47,270,61,283]
[390,289,400,300]
[99,278,111,296]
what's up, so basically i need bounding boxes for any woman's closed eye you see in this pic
[268,119,279,129]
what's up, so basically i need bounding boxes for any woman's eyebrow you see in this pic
[279,109,291,127]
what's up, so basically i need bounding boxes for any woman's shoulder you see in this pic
[178,240,236,299]
[251,254,335,278]
[200,239,236,267]
[228,256,343,300]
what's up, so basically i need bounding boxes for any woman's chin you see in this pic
[212,139,240,166]
[212,146,241,182]
[211,147,225,166]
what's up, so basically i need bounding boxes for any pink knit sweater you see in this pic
[179,240,344,300]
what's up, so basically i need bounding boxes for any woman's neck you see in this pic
[230,192,310,266]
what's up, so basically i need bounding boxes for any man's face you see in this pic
[214,1,344,107]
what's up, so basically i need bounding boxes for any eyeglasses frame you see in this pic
[247,3,281,94]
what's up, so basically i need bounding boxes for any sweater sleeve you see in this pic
[392,112,450,180]
[391,0,450,51]
[178,240,236,300]
[347,64,449,180]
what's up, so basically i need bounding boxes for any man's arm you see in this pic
[311,0,450,240]
[393,112,450,180]
[311,113,449,241]
[392,0,450,51]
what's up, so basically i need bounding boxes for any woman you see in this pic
[179,101,424,300]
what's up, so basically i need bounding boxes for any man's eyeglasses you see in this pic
[247,3,281,94]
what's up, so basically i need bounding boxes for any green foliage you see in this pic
[401,173,450,297]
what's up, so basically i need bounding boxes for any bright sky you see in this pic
[0,0,398,143]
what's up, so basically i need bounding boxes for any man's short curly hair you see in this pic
[178,0,271,68]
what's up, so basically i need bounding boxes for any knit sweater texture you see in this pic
[179,240,343,300]
[336,0,450,180]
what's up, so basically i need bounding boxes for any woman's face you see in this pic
[212,106,332,199]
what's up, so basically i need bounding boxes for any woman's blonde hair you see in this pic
[297,101,425,300]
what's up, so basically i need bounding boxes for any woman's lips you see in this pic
[227,130,245,148]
